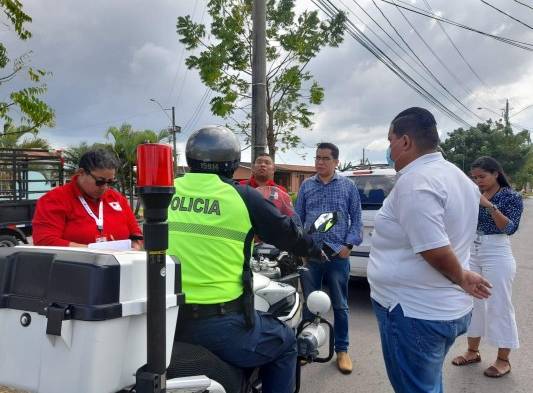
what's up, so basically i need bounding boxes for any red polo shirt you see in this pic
[32,176,142,246]
[239,177,287,193]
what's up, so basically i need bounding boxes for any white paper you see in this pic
[88,239,132,251]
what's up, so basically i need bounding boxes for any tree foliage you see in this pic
[514,148,533,190]
[0,123,49,149]
[440,120,531,185]
[0,0,54,135]
[176,0,346,159]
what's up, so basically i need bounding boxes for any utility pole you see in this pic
[504,99,511,133]
[170,107,181,176]
[251,0,267,163]
[149,98,180,176]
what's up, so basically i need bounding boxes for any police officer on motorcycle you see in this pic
[168,125,323,393]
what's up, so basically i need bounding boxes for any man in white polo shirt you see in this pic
[368,107,492,393]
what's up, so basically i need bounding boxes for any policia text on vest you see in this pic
[170,196,221,216]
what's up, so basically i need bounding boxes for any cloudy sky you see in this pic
[3,0,533,166]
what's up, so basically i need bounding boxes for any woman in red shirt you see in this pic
[32,149,142,249]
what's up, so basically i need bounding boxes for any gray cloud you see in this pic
[2,0,532,166]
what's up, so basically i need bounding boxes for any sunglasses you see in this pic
[87,171,116,186]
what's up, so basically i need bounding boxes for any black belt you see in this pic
[180,296,244,320]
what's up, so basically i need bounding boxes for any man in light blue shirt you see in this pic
[295,142,362,374]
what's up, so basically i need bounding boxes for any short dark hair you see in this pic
[254,153,273,163]
[471,156,511,188]
[391,107,439,151]
[316,142,339,159]
[79,149,119,172]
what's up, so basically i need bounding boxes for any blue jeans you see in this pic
[177,310,296,393]
[301,256,350,352]
[372,300,471,393]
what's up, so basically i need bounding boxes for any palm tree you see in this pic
[63,141,114,176]
[106,124,170,206]
[0,124,50,149]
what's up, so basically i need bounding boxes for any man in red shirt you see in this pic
[239,153,287,193]
[32,149,142,248]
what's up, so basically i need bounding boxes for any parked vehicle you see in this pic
[338,165,396,277]
[0,148,64,246]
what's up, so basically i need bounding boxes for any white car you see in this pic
[339,166,396,277]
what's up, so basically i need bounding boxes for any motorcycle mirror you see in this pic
[306,290,331,317]
[309,212,337,234]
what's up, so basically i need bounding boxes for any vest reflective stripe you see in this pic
[167,173,252,304]
[168,222,248,242]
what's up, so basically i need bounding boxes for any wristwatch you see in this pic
[344,243,353,250]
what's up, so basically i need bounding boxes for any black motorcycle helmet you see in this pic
[186,125,241,178]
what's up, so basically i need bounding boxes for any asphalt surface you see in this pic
[300,198,533,393]
[2,199,532,393]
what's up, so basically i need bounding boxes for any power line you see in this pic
[370,0,481,123]
[346,0,482,122]
[391,3,485,122]
[381,0,533,52]
[350,0,413,60]
[421,0,487,88]
[166,0,200,106]
[174,1,208,112]
[480,0,533,31]
[183,88,211,132]
[514,0,533,12]
[395,3,475,96]
[419,0,502,115]
[188,90,212,132]
[314,0,472,128]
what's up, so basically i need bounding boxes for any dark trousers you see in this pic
[177,310,297,393]
[301,257,350,352]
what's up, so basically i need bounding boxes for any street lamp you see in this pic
[476,107,502,118]
[478,104,531,131]
[149,98,180,176]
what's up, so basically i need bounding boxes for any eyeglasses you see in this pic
[87,171,116,187]
[315,156,333,162]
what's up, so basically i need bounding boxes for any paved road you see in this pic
[300,198,533,393]
[2,200,532,393]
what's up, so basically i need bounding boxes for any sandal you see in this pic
[484,357,511,378]
[451,348,481,366]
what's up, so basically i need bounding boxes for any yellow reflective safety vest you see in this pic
[167,173,253,304]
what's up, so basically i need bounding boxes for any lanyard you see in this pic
[78,196,104,232]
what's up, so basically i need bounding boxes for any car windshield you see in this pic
[348,175,396,208]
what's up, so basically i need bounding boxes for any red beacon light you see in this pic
[137,143,174,188]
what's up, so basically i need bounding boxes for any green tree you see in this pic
[514,148,533,190]
[440,120,531,184]
[0,0,54,134]
[106,124,170,206]
[0,123,49,148]
[176,0,345,160]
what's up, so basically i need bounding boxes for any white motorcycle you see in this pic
[0,211,336,393]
